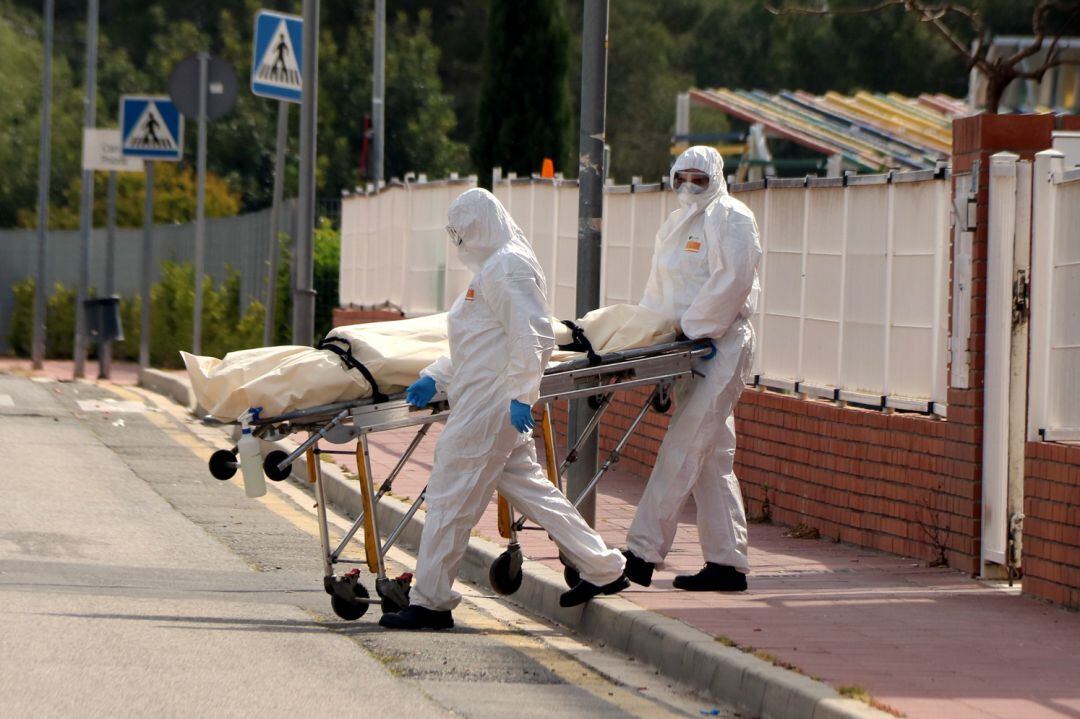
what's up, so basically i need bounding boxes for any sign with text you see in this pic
[81,128,144,172]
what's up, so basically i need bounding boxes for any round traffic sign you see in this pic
[169,55,238,121]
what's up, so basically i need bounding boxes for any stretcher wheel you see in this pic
[208,449,238,480]
[330,583,370,621]
[262,450,291,482]
[563,565,581,589]
[650,392,672,414]
[489,548,523,596]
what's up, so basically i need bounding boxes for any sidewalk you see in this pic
[0,357,141,385]
[5,360,1079,718]
[340,425,1080,719]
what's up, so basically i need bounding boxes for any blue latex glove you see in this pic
[406,376,437,408]
[702,339,717,361]
[509,400,534,433]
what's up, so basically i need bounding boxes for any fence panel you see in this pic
[841,180,891,397]
[1030,152,1080,439]
[801,185,846,392]
[759,185,806,385]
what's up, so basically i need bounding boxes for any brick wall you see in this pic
[332,306,404,327]
[552,387,979,573]
[1024,442,1080,609]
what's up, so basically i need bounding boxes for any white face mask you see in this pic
[679,183,707,195]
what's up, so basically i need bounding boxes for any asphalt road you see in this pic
[0,374,733,719]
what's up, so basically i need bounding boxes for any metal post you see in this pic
[74,0,99,378]
[264,101,288,346]
[293,0,319,346]
[372,0,385,183]
[139,161,155,367]
[568,0,609,525]
[32,0,56,370]
[192,51,209,356]
[99,170,117,379]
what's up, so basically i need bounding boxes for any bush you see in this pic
[6,264,270,367]
[8,277,34,356]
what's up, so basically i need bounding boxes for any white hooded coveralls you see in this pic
[627,146,762,571]
[411,189,625,611]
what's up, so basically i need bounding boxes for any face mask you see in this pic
[679,183,707,195]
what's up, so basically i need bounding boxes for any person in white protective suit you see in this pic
[621,145,761,592]
[380,188,628,630]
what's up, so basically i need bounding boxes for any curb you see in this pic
[273,436,893,719]
[138,368,195,412]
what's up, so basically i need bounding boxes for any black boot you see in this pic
[621,549,654,587]
[378,604,454,630]
[559,574,630,607]
[672,563,747,592]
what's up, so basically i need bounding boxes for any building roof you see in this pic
[690,88,970,172]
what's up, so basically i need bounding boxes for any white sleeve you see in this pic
[420,355,454,391]
[680,211,761,341]
[482,260,555,405]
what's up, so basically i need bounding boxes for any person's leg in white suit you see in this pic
[496,439,625,587]
[625,323,752,590]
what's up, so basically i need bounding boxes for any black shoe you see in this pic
[559,575,631,607]
[672,563,747,592]
[621,549,654,587]
[378,604,454,630]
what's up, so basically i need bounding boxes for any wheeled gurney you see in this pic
[205,337,711,620]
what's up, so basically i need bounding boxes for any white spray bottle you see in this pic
[238,407,267,498]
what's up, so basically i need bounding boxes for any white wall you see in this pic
[340,171,951,407]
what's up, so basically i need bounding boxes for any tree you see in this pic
[472,0,573,186]
[0,2,83,227]
[22,162,242,229]
[767,0,1080,112]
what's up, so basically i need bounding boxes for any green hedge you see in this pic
[6,224,340,365]
[8,265,265,368]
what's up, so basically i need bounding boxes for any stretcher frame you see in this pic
[206,338,710,620]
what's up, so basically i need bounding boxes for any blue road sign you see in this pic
[252,10,303,103]
[120,96,184,161]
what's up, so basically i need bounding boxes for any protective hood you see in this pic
[448,188,538,275]
[669,145,728,210]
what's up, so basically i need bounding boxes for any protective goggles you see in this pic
[446,225,464,246]
[672,170,711,190]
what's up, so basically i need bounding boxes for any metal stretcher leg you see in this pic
[571,386,660,510]
[311,440,375,620]
[331,423,430,562]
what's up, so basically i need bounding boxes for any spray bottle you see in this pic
[238,407,266,498]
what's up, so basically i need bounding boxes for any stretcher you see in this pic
[204,337,711,620]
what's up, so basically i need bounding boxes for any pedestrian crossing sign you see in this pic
[251,10,303,103]
[120,96,184,161]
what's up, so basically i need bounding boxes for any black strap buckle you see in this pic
[557,320,602,366]
[317,336,389,403]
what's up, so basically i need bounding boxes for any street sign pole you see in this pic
[372,0,385,183]
[74,0,100,379]
[32,0,55,370]
[264,100,288,346]
[193,51,209,356]
[568,0,610,526]
[139,161,155,368]
[293,0,319,346]
[100,170,117,379]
